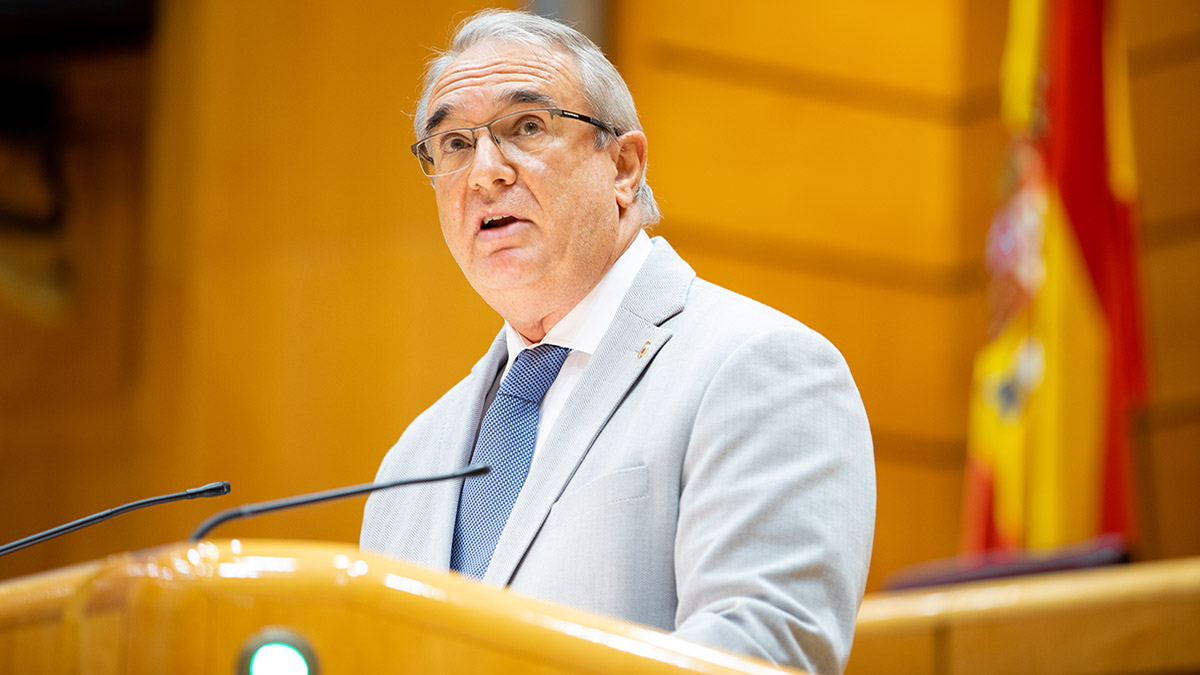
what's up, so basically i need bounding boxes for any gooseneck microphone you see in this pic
[0,481,232,558]
[189,464,488,541]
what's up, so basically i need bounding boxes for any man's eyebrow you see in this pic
[424,90,556,136]
[425,104,453,136]
[505,89,555,107]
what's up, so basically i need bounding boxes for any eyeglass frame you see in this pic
[410,107,618,178]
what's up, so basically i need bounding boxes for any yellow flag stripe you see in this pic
[1103,0,1138,200]
[1001,0,1045,132]
[1026,191,1109,549]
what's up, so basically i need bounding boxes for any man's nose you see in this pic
[467,130,516,190]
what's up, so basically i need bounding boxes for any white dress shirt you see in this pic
[494,229,653,465]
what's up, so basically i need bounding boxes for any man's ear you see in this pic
[612,131,648,209]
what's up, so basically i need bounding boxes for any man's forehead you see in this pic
[425,42,580,131]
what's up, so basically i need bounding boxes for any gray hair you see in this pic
[415,9,661,225]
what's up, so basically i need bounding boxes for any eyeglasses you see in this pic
[411,107,615,178]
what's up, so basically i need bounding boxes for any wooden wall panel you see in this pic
[641,0,966,100]
[1127,0,1200,562]
[0,53,148,580]
[1131,59,1200,229]
[0,55,144,405]
[641,70,969,269]
[872,458,964,589]
[1144,421,1200,560]
[1144,237,1200,405]
[1126,0,1200,54]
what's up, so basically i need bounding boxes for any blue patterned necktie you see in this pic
[450,343,570,578]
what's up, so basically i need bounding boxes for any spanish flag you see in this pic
[962,0,1148,553]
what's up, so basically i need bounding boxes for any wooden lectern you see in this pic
[0,540,800,674]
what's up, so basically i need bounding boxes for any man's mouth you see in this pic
[481,215,518,230]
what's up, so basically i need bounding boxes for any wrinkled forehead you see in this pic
[424,41,583,134]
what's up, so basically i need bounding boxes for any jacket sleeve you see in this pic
[671,327,876,675]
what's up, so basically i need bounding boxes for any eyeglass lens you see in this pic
[417,109,559,177]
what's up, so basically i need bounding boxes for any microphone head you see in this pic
[187,481,232,499]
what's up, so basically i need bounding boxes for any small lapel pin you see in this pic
[637,341,651,359]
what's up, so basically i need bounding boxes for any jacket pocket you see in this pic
[544,464,649,532]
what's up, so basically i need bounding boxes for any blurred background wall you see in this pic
[0,0,1197,591]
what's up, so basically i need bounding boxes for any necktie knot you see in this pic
[498,344,571,403]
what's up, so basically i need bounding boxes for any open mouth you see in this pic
[481,215,518,230]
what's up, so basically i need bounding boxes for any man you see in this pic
[361,9,875,674]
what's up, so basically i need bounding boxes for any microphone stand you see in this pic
[0,482,231,558]
[190,464,488,541]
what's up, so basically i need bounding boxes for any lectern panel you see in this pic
[0,540,800,674]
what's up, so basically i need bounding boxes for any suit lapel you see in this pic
[484,238,695,586]
[411,331,507,569]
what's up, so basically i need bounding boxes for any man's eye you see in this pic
[438,133,472,154]
[515,117,546,136]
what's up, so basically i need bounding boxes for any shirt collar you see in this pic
[504,228,653,359]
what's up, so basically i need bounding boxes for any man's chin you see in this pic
[467,263,544,297]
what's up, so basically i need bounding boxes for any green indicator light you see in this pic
[249,642,309,675]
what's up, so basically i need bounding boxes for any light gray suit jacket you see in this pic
[361,238,875,674]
